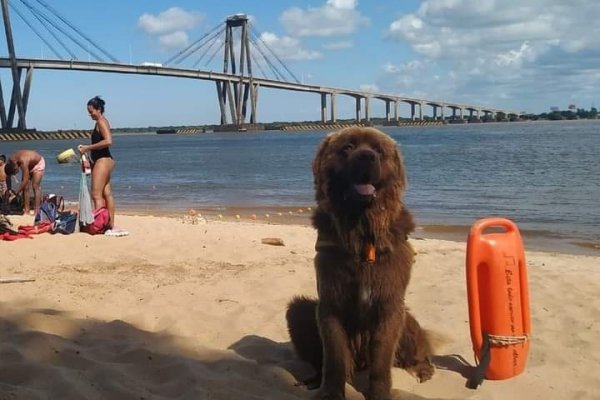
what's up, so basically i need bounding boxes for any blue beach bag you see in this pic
[34,195,64,225]
[52,212,78,235]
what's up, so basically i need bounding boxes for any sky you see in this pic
[1,0,599,130]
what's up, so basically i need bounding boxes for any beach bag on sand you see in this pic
[82,207,110,235]
[34,195,64,225]
[2,192,24,215]
[52,211,78,235]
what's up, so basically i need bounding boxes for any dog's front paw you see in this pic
[408,358,435,383]
[295,373,322,390]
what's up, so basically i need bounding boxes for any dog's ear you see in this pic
[391,144,407,193]
[312,132,337,202]
[313,132,335,182]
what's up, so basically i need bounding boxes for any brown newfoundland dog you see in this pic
[286,127,434,400]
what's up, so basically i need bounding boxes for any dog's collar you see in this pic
[315,233,376,263]
[364,243,376,263]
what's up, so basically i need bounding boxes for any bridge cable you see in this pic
[196,36,224,69]
[250,51,269,79]
[31,0,119,63]
[247,34,281,79]
[250,25,300,84]
[249,34,289,81]
[18,0,103,61]
[187,28,225,67]
[163,22,224,66]
[8,1,63,59]
[191,37,219,68]
[252,28,300,84]
[248,35,286,81]
[163,24,223,65]
[16,0,77,60]
[169,26,225,66]
[19,0,100,61]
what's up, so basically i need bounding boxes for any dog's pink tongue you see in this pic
[354,184,376,196]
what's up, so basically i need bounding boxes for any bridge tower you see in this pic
[1,0,30,130]
[216,14,258,127]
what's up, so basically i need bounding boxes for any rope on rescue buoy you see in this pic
[487,334,529,346]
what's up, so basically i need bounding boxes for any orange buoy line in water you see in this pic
[466,217,531,388]
[177,207,312,223]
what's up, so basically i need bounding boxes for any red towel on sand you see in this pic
[17,221,53,235]
[1,231,32,241]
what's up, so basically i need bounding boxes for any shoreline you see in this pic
[10,201,597,256]
[113,205,599,257]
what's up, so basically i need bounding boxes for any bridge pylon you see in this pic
[1,0,30,130]
[216,14,258,127]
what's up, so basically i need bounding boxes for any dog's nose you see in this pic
[354,149,377,164]
[350,148,380,184]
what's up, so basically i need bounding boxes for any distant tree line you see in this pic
[526,107,598,121]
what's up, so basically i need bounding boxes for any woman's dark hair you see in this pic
[87,96,106,113]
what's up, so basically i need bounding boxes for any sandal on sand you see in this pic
[104,227,129,237]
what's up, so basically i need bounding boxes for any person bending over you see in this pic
[0,154,7,194]
[0,154,8,212]
[3,150,45,215]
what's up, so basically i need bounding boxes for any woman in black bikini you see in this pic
[78,96,116,230]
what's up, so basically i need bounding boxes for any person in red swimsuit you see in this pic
[78,96,116,230]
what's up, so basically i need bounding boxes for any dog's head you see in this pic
[313,127,407,214]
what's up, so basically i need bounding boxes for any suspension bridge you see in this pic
[0,0,520,133]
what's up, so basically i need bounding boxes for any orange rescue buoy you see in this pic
[466,217,531,387]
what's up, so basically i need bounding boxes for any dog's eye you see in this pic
[375,147,384,156]
[342,143,355,153]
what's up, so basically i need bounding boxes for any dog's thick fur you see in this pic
[286,127,434,400]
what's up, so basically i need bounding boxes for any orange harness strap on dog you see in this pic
[364,243,376,263]
[316,233,376,263]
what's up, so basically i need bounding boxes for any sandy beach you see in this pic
[1,213,599,399]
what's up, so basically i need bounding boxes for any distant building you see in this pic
[550,106,559,112]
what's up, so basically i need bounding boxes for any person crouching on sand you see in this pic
[0,154,8,212]
[3,150,45,216]
[78,95,116,232]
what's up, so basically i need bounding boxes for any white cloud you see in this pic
[138,8,204,53]
[493,42,536,68]
[383,60,423,74]
[158,31,189,51]
[259,32,322,61]
[328,0,358,10]
[380,60,433,96]
[280,0,369,37]
[138,7,203,35]
[382,0,600,112]
[382,63,399,74]
[388,0,600,60]
[322,41,354,50]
